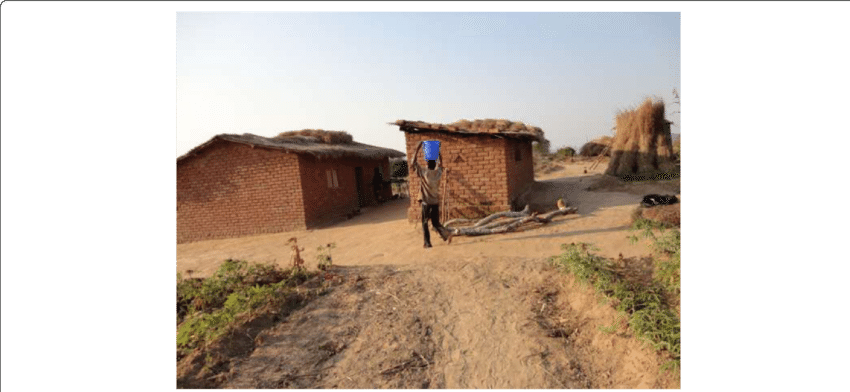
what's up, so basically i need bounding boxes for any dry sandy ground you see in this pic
[177,158,681,388]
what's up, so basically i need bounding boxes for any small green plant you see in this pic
[630,218,681,294]
[316,243,337,271]
[549,243,680,368]
[176,259,318,354]
[598,314,624,334]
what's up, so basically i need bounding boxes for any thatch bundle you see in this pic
[579,136,613,157]
[274,129,354,144]
[448,118,542,135]
[605,98,676,177]
[393,119,545,142]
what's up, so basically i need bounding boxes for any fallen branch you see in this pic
[445,205,531,228]
[472,205,531,227]
[444,217,476,227]
[539,206,578,222]
[449,206,577,238]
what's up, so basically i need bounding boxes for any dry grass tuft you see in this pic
[637,204,680,227]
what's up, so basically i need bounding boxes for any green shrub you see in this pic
[554,146,577,159]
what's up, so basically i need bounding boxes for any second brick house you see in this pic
[392,119,546,223]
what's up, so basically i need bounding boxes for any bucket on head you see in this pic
[422,140,441,161]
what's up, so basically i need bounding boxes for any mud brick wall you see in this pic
[298,155,391,228]
[177,140,305,243]
[404,132,534,223]
[504,139,535,209]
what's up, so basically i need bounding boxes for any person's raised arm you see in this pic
[438,151,444,169]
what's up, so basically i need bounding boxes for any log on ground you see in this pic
[449,206,577,237]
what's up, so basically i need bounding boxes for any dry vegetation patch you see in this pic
[176,260,344,388]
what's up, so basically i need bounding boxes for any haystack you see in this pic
[605,98,676,177]
[579,136,613,157]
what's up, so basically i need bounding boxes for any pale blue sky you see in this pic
[177,12,680,156]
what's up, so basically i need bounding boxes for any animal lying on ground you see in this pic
[641,194,679,208]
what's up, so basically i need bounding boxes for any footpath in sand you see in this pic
[177,161,681,388]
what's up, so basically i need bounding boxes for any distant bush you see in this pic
[554,146,576,158]
[533,139,552,156]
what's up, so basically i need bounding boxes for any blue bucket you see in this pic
[422,140,441,161]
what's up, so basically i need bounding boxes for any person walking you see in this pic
[411,141,451,248]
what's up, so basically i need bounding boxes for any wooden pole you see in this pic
[588,144,611,171]
[442,169,450,223]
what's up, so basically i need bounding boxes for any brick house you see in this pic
[392,119,546,223]
[177,131,404,243]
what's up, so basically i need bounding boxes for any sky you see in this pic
[177,12,680,157]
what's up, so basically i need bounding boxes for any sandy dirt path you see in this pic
[178,162,681,388]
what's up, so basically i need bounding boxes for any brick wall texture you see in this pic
[404,132,536,223]
[177,139,391,243]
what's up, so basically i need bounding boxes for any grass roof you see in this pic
[392,119,545,142]
[177,131,405,163]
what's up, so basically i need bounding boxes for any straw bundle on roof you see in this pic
[605,98,676,177]
[274,129,354,144]
[394,119,545,142]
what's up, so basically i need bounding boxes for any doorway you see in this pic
[354,167,365,208]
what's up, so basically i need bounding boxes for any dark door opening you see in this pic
[354,167,365,208]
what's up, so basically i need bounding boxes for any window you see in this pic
[515,145,522,161]
[326,169,339,188]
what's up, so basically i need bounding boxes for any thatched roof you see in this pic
[177,130,405,163]
[391,119,545,142]
[579,136,613,157]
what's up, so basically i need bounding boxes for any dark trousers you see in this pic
[421,202,446,246]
